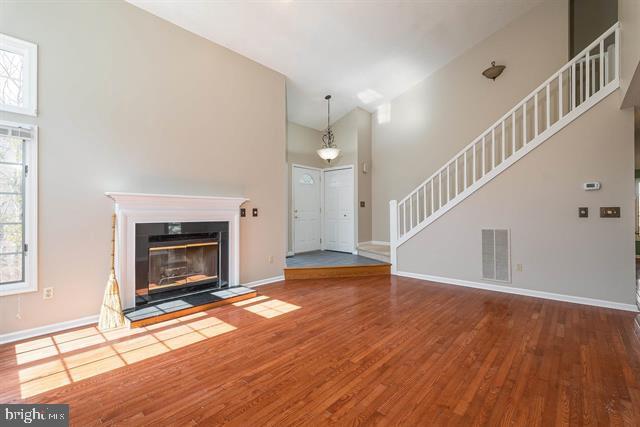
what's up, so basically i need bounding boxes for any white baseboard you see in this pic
[287,251,294,257]
[396,271,639,312]
[242,275,285,288]
[0,314,99,345]
[0,276,286,345]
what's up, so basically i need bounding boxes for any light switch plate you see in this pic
[600,207,620,218]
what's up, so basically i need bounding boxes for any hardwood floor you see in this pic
[1,276,639,425]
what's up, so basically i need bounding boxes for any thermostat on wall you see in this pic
[583,181,601,191]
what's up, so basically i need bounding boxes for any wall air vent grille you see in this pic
[482,229,510,282]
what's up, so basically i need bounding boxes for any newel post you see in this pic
[389,200,398,274]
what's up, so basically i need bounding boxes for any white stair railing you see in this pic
[390,23,620,258]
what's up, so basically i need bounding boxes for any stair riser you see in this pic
[357,250,390,263]
[284,264,390,280]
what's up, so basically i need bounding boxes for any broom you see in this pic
[98,213,125,330]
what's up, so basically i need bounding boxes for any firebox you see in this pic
[135,221,229,306]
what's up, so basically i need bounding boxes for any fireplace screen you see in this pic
[148,241,218,294]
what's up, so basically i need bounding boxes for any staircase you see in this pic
[389,23,620,269]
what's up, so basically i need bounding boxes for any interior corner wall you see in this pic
[371,0,569,242]
[397,93,636,306]
[329,110,358,168]
[0,1,287,334]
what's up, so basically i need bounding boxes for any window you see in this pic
[299,174,314,185]
[0,122,37,296]
[0,33,37,116]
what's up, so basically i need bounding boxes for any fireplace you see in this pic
[135,221,229,306]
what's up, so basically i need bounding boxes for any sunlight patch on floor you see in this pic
[15,314,236,398]
[243,299,301,318]
[10,295,300,399]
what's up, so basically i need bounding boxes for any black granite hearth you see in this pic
[123,286,255,324]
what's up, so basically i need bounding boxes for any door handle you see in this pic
[294,216,299,219]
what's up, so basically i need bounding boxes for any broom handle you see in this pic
[111,213,116,271]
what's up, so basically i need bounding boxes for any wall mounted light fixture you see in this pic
[482,61,506,81]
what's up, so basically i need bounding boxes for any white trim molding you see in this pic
[396,271,639,312]
[0,122,38,297]
[0,33,38,116]
[243,275,284,288]
[105,192,248,310]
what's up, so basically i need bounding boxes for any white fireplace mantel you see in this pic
[105,192,248,309]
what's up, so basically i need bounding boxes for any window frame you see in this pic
[0,33,38,117]
[0,120,38,296]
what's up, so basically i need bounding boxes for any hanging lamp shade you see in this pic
[317,147,340,160]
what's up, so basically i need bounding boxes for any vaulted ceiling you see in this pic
[128,0,543,130]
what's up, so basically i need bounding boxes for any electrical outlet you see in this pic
[268,255,274,264]
[43,287,54,299]
[516,264,523,273]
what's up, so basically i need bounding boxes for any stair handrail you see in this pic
[391,22,620,253]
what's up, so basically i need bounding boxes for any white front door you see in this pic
[293,166,321,253]
[323,167,354,253]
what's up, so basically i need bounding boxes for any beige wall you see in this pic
[0,1,286,334]
[372,0,569,241]
[398,93,636,306]
[356,109,372,243]
[328,111,358,168]
[620,0,640,108]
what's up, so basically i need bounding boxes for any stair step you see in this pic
[284,263,390,280]
[357,242,391,262]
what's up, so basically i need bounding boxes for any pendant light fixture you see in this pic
[317,95,340,162]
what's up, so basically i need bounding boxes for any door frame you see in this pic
[291,163,323,255]
[321,164,357,254]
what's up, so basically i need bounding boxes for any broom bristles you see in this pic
[99,213,126,331]
[99,270,125,330]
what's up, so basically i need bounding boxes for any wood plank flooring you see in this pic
[1,275,639,425]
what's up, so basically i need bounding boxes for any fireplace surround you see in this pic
[135,221,229,306]
[106,192,247,310]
